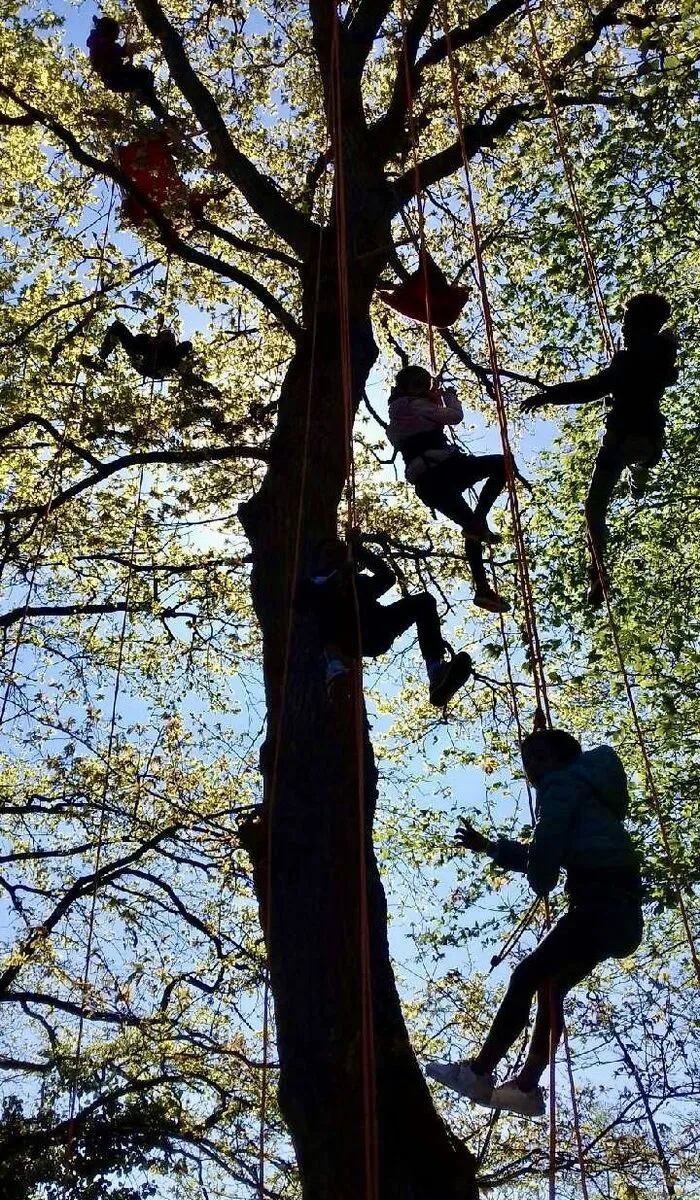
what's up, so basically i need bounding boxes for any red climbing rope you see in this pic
[398,0,438,373]
[329,7,379,1198]
[438,2,551,726]
[256,173,329,1198]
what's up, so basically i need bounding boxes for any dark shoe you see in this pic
[79,353,107,374]
[429,651,473,707]
[473,584,509,614]
[586,561,609,608]
[464,517,501,546]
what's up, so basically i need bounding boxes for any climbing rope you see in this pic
[524,0,615,358]
[256,174,328,1199]
[527,3,700,987]
[398,0,438,374]
[436,6,600,1193]
[329,6,379,1197]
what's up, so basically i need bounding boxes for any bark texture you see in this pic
[240,240,477,1199]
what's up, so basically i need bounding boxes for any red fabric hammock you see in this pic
[117,137,193,226]
[377,254,468,328]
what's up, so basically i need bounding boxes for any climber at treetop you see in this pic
[387,365,529,615]
[87,15,169,123]
[427,728,643,1117]
[297,531,474,708]
[522,292,678,607]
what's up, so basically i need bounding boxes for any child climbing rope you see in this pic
[522,292,678,606]
[80,321,221,395]
[427,728,643,1116]
[387,366,525,614]
[297,532,474,707]
[87,15,168,123]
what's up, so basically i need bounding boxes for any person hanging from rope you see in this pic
[427,728,643,1117]
[86,15,169,123]
[297,531,474,707]
[521,293,678,607]
[387,365,529,614]
[80,321,221,395]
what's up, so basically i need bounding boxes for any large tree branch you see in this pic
[0,415,103,469]
[346,0,395,75]
[390,90,624,207]
[196,218,301,270]
[0,85,301,339]
[133,0,313,258]
[377,0,634,164]
[3,443,268,528]
[376,0,525,159]
[0,990,142,1025]
[0,600,194,632]
[0,259,158,351]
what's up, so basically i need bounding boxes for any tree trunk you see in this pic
[240,240,477,1200]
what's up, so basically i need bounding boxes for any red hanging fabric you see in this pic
[377,254,468,328]
[117,136,189,226]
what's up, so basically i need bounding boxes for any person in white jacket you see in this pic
[387,365,512,613]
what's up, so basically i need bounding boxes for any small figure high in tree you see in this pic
[87,15,168,123]
[80,322,221,396]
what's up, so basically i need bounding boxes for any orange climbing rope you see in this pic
[524,1,615,358]
[398,0,438,373]
[436,6,600,1195]
[526,5,700,988]
[256,175,328,1199]
[329,7,379,1198]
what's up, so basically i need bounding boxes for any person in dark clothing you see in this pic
[387,365,529,615]
[522,293,678,606]
[298,534,474,707]
[87,15,168,123]
[80,322,220,394]
[427,729,643,1116]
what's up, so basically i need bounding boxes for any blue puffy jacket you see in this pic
[493,746,641,900]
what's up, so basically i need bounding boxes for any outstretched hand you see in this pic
[520,393,549,414]
[455,819,493,855]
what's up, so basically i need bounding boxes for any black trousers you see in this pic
[321,593,445,665]
[474,897,643,1079]
[415,454,506,586]
[101,65,168,121]
[100,322,185,379]
[585,430,663,566]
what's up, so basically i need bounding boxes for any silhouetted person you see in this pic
[522,293,678,606]
[298,533,474,707]
[87,16,168,123]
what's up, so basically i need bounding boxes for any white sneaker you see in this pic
[426,1060,494,1106]
[489,1078,546,1117]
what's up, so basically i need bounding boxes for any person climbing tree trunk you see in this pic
[239,236,477,1198]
